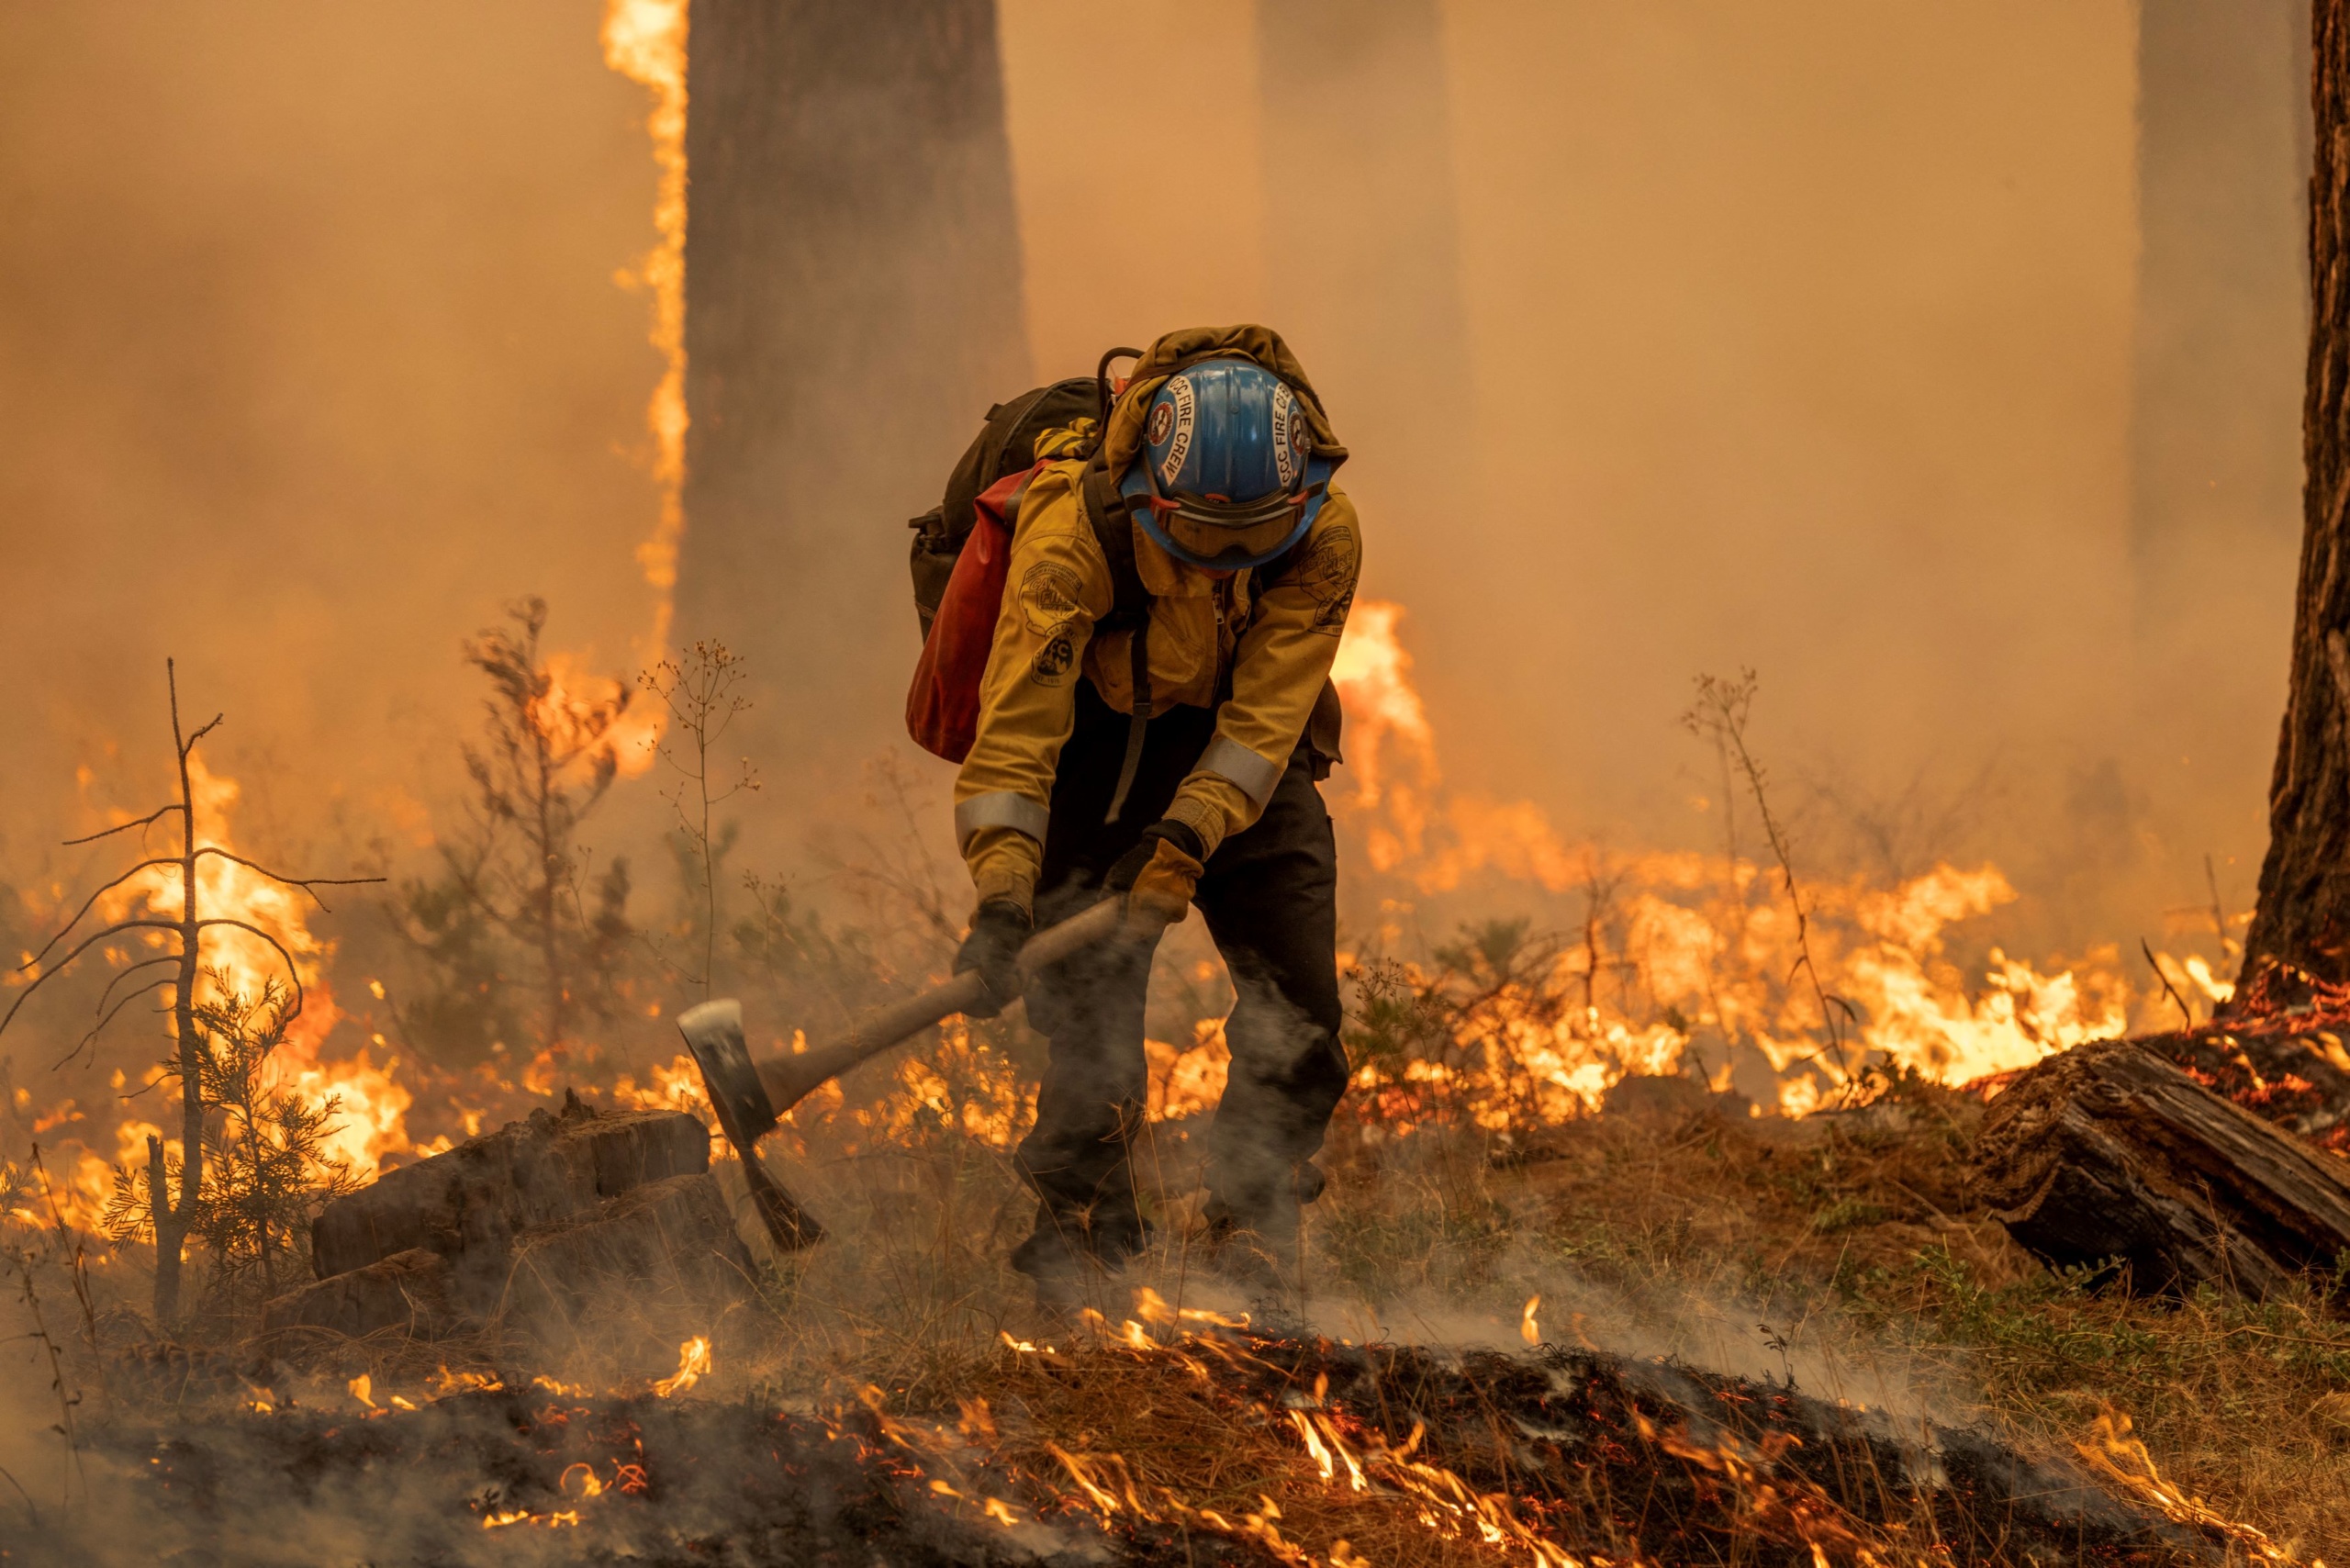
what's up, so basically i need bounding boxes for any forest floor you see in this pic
[600,1077,2350,1564]
[17,1079,2350,1566]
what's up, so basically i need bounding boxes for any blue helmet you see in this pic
[1118,359,1336,570]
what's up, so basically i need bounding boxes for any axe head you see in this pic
[677,999,780,1155]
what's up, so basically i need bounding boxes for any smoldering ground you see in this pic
[0,1263,2245,1568]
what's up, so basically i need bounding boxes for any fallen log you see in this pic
[1972,1037,2350,1296]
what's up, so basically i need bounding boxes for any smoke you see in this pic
[0,2,669,846]
[0,3,2314,958]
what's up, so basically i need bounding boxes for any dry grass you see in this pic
[1418,1082,2350,1565]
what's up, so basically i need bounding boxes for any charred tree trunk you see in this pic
[1972,1038,2350,1296]
[679,0,1027,773]
[153,667,207,1327]
[2244,4,2350,982]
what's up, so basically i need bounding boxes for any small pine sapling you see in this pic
[0,661,378,1325]
[104,969,360,1316]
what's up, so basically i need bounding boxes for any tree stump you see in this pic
[308,1093,711,1287]
[270,1094,752,1342]
[262,1248,453,1339]
[1972,1038,2350,1296]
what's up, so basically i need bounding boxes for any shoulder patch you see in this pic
[1030,630,1077,687]
[1292,523,1358,634]
[1019,561,1087,634]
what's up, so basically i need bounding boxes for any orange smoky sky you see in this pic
[0,1,2304,946]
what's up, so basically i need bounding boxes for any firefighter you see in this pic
[950,325,1360,1296]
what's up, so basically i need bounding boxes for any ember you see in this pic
[20,1313,2277,1568]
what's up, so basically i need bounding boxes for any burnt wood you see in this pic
[1973,1037,2350,1295]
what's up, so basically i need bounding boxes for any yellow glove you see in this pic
[1106,822,1205,932]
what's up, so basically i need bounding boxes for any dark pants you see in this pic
[1014,682,1348,1260]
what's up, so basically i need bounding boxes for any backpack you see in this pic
[905,352,1143,766]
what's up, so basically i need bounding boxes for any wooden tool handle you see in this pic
[755,898,1133,1114]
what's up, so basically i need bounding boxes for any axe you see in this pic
[676,898,1130,1249]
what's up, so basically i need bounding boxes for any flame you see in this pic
[1146,1019,1230,1123]
[1329,599,1438,868]
[24,754,456,1201]
[2075,1409,2321,1567]
[1328,603,2163,1125]
[104,754,339,1058]
[213,1306,2307,1564]
[652,1334,711,1396]
[560,1462,608,1500]
[610,1050,708,1116]
[283,1047,451,1183]
[600,0,689,653]
[1520,1294,1541,1346]
[533,649,661,780]
[482,1508,580,1530]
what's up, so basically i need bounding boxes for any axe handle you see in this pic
[753,897,1133,1115]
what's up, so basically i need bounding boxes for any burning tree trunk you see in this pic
[2242,3,2350,984]
[679,0,1028,766]
[0,662,377,1324]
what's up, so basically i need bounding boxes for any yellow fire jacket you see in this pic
[954,328,1361,913]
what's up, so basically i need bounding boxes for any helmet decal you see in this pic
[1146,399,1174,446]
[1158,375,1196,487]
[1270,383,1299,491]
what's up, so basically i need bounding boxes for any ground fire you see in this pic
[9,2,2350,1565]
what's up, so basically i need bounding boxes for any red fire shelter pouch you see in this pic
[905,464,1041,763]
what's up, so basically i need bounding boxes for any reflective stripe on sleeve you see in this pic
[1198,734,1282,805]
[954,790,1049,851]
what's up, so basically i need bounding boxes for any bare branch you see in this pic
[92,956,180,1018]
[16,859,181,974]
[0,921,183,1037]
[52,986,170,1073]
[2143,938,2196,1028]
[185,850,383,912]
[189,849,384,912]
[61,805,184,849]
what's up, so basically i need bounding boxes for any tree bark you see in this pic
[2244,4,2350,982]
[1972,1038,2350,1296]
[678,0,1027,772]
